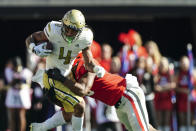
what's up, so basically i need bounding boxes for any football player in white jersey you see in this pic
[26,9,104,131]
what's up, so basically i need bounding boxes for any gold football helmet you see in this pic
[61,9,85,43]
[62,9,85,31]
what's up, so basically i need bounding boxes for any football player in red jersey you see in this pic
[44,56,158,131]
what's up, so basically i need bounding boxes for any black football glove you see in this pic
[43,87,56,102]
[46,68,66,83]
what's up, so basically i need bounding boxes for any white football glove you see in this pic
[33,42,52,57]
[93,65,105,78]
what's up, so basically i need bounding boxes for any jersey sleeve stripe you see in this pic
[44,28,50,38]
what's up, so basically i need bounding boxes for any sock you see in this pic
[71,115,83,131]
[43,111,66,130]
[164,126,170,131]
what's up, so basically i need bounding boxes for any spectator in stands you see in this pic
[130,57,146,84]
[4,58,15,131]
[175,56,195,131]
[91,40,102,62]
[154,57,176,131]
[145,41,162,75]
[110,56,121,74]
[0,76,8,131]
[5,57,32,131]
[100,43,113,72]
[118,29,148,76]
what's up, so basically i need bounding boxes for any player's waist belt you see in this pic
[115,97,122,109]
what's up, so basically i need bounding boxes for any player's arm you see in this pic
[25,31,48,49]
[46,68,93,97]
[82,47,105,78]
[25,31,52,57]
[62,78,86,97]
[78,72,96,96]
[62,72,95,97]
[82,47,95,72]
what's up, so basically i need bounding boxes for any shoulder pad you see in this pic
[44,21,62,40]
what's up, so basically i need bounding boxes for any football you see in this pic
[37,41,53,51]
[45,41,53,51]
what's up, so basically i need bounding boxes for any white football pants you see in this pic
[116,74,149,131]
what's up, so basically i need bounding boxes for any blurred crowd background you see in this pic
[1,0,196,131]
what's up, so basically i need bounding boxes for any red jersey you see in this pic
[176,70,196,112]
[154,72,173,110]
[72,58,126,106]
[177,71,189,102]
[156,72,172,100]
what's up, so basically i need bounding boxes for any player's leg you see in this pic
[54,83,85,131]
[122,89,150,131]
[30,99,85,131]
[41,72,85,131]
[36,101,85,131]
[72,98,85,131]
[30,110,68,131]
[116,108,133,131]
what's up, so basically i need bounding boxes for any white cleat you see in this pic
[30,123,46,131]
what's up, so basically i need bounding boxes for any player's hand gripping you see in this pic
[33,42,52,57]
[46,68,66,83]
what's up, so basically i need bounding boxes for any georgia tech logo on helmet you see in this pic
[62,9,85,31]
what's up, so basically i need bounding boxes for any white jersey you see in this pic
[44,21,93,76]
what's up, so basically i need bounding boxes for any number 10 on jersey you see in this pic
[58,47,72,64]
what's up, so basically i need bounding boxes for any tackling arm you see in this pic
[78,72,96,96]
[62,72,96,97]
[82,47,105,77]
[82,47,96,72]
[46,68,96,97]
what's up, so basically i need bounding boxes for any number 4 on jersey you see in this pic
[58,47,72,64]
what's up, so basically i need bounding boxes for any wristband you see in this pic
[29,43,36,52]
